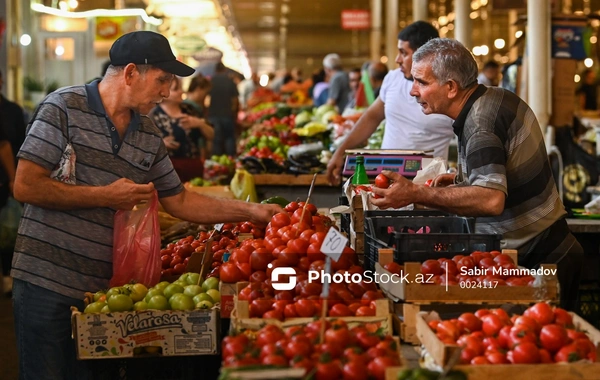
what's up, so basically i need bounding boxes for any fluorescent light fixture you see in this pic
[31,3,163,26]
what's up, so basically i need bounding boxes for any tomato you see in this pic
[355,306,375,316]
[250,270,267,283]
[474,309,490,319]
[471,356,491,365]
[356,330,381,349]
[285,340,312,359]
[481,314,505,337]
[482,336,502,352]
[486,351,509,364]
[310,232,327,246]
[437,320,460,340]
[374,173,390,189]
[509,342,541,364]
[457,335,485,356]
[539,324,568,353]
[493,253,515,265]
[329,303,353,317]
[367,356,399,380]
[250,299,274,318]
[236,262,251,280]
[507,325,537,349]
[490,308,511,325]
[513,316,540,334]
[344,347,369,365]
[524,302,554,326]
[421,259,443,275]
[161,255,172,269]
[284,201,299,213]
[259,343,281,359]
[458,312,482,333]
[539,348,553,363]
[291,208,312,225]
[554,343,582,363]
[262,354,288,366]
[456,256,475,271]
[554,307,574,327]
[220,263,243,283]
[342,361,369,380]
[298,202,318,216]
[315,361,342,380]
[295,299,316,317]
[383,262,403,275]
[271,212,291,228]
[291,356,314,373]
[263,309,284,320]
[250,249,272,271]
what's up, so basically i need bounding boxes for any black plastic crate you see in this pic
[576,283,600,329]
[363,212,501,270]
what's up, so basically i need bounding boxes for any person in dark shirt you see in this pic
[0,70,25,296]
[208,62,239,156]
[577,69,598,111]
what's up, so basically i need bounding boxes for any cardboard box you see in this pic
[219,282,239,319]
[71,308,219,359]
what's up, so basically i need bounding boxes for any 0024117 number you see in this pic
[459,280,498,289]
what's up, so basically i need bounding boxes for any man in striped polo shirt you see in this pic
[371,38,582,311]
[11,31,281,379]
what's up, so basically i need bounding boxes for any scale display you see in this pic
[342,149,432,177]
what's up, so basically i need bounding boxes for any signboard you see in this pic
[95,16,138,41]
[341,10,370,30]
[552,24,586,59]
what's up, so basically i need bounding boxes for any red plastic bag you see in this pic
[110,191,161,288]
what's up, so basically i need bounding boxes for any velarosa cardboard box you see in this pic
[71,308,219,359]
[219,282,238,319]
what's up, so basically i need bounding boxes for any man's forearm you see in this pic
[163,190,257,224]
[335,111,383,153]
[413,185,505,217]
[0,142,15,183]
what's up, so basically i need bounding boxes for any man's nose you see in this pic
[409,83,418,97]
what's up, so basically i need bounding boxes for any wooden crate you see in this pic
[231,298,394,334]
[414,310,600,379]
[376,249,559,304]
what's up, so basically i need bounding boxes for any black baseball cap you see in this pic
[109,31,195,77]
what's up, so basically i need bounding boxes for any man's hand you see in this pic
[433,173,456,187]
[106,179,155,210]
[248,203,283,226]
[326,152,344,185]
[371,170,418,209]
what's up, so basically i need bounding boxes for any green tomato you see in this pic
[163,284,184,300]
[133,301,149,311]
[125,283,148,302]
[101,305,111,313]
[193,293,214,305]
[186,273,200,285]
[144,288,164,303]
[202,277,219,292]
[206,289,221,303]
[172,280,188,288]
[170,294,195,311]
[147,295,169,310]
[195,300,213,310]
[107,294,133,312]
[178,273,190,283]
[106,287,128,298]
[154,281,170,291]
[93,291,106,302]
[84,301,106,314]
[183,285,203,297]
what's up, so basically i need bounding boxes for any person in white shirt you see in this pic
[327,21,454,184]
[477,60,500,86]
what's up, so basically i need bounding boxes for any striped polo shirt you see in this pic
[453,85,566,250]
[12,80,183,299]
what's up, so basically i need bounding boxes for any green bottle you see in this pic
[352,155,369,185]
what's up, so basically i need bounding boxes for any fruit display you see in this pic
[420,251,539,287]
[427,303,598,364]
[188,177,217,187]
[83,274,221,313]
[395,368,467,380]
[204,155,236,183]
[221,320,401,380]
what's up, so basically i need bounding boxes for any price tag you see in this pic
[320,227,348,262]
[320,257,332,298]
[214,223,224,232]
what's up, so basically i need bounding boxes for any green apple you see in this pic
[202,277,219,292]
[147,295,169,310]
[183,285,203,297]
[193,293,213,305]
[206,289,221,303]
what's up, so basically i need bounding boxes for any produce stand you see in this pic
[252,173,339,208]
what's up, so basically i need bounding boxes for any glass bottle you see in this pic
[352,155,369,185]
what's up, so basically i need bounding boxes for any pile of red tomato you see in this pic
[428,302,597,364]
[221,201,386,319]
[420,251,536,287]
[222,319,401,380]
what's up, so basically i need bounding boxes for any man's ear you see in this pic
[124,64,136,85]
[447,79,460,99]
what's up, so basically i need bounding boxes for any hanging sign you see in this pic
[341,10,370,30]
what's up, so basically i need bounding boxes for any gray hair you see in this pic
[412,38,478,90]
[323,53,342,70]
[105,64,154,77]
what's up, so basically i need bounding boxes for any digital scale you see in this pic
[342,149,433,178]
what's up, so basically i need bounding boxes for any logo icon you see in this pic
[270,264,297,291]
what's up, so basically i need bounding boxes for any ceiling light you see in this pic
[515,30,523,38]
[20,34,31,46]
[31,3,162,25]
[585,58,594,68]
[494,38,505,49]
[575,74,581,83]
